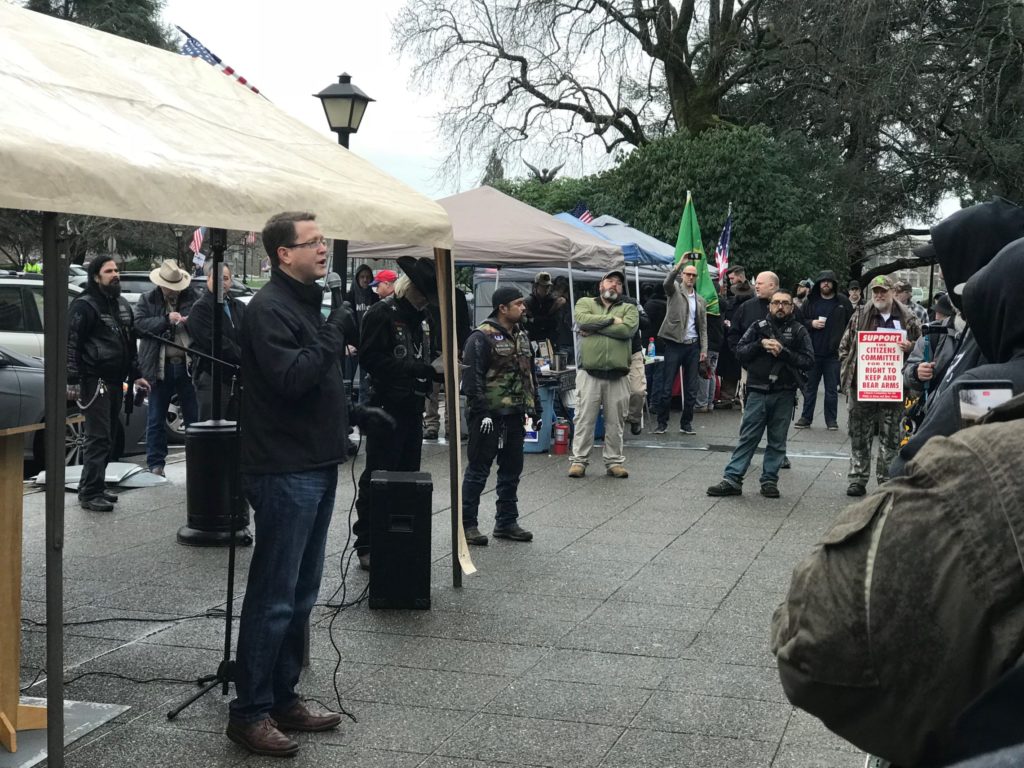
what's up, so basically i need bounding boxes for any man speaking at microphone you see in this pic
[227,212,393,757]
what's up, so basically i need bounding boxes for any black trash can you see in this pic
[177,419,252,547]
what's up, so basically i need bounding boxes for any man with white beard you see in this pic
[838,276,920,497]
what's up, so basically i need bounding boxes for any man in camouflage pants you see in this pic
[460,287,539,545]
[839,275,920,496]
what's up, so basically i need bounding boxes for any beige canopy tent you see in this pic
[349,185,623,269]
[0,3,453,247]
[0,4,459,765]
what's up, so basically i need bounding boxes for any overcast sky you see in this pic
[162,0,451,197]
[159,0,960,225]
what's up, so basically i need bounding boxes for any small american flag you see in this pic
[190,227,206,254]
[177,26,261,96]
[714,212,732,286]
[569,201,594,224]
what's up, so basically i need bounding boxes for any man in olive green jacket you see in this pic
[568,270,639,479]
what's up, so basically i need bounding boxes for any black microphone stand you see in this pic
[165,229,247,719]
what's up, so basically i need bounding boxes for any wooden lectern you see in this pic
[0,423,47,752]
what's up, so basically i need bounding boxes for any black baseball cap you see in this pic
[490,286,524,316]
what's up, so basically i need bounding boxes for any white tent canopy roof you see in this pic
[349,186,623,270]
[0,3,453,248]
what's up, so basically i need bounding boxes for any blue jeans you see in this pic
[230,466,338,723]
[462,413,525,529]
[800,355,840,425]
[658,340,700,429]
[145,359,198,469]
[722,389,795,486]
[696,351,720,408]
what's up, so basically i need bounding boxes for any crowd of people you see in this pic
[62,196,1024,764]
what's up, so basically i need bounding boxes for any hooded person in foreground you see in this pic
[890,236,1024,476]
[771,401,1024,768]
[890,197,1024,476]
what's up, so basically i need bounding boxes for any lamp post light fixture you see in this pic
[314,73,374,292]
[173,226,184,267]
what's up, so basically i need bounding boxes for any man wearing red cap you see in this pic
[370,269,397,299]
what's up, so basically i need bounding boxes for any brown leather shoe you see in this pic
[270,700,343,732]
[226,717,299,757]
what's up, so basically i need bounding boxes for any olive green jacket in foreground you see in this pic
[573,296,639,374]
[771,416,1024,767]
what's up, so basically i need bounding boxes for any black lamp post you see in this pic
[314,73,374,292]
[173,226,184,267]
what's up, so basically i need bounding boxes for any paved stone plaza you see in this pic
[19,395,870,767]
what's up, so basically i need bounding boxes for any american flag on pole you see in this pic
[177,26,262,96]
[190,227,206,254]
[714,209,732,286]
[569,201,595,224]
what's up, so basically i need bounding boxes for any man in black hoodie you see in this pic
[345,263,379,404]
[794,270,853,430]
[67,255,149,512]
[229,212,385,757]
[890,197,1024,477]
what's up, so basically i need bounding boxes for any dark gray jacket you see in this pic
[772,416,1024,767]
[133,285,200,381]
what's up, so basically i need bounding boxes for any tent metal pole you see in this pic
[494,267,499,290]
[567,262,578,365]
[42,212,67,768]
[634,265,640,300]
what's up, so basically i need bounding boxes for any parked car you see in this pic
[0,274,83,357]
[0,345,147,472]
[112,271,255,307]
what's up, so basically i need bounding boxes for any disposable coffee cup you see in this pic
[817,316,826,323]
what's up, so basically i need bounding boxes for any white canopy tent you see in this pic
[0,5,457,764]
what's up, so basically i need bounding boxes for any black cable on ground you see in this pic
[21,610,218,629]
[64,671,198,686]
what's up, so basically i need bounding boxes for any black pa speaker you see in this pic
[368,470,432,609]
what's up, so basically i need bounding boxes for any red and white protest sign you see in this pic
[856,330,906,401]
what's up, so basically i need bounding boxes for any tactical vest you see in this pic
[477,322,535,413]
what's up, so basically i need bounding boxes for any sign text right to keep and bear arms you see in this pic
[856,330,907,401]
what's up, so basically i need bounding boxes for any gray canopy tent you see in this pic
[349,185,626,362]
[0,4,454,764]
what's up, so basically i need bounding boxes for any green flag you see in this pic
[673,191,720,315]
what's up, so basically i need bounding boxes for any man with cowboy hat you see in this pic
[134,258,201,476]
[352,255,442,570]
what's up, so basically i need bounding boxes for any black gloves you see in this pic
[327,303,357,338]
[351,404,397,439]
